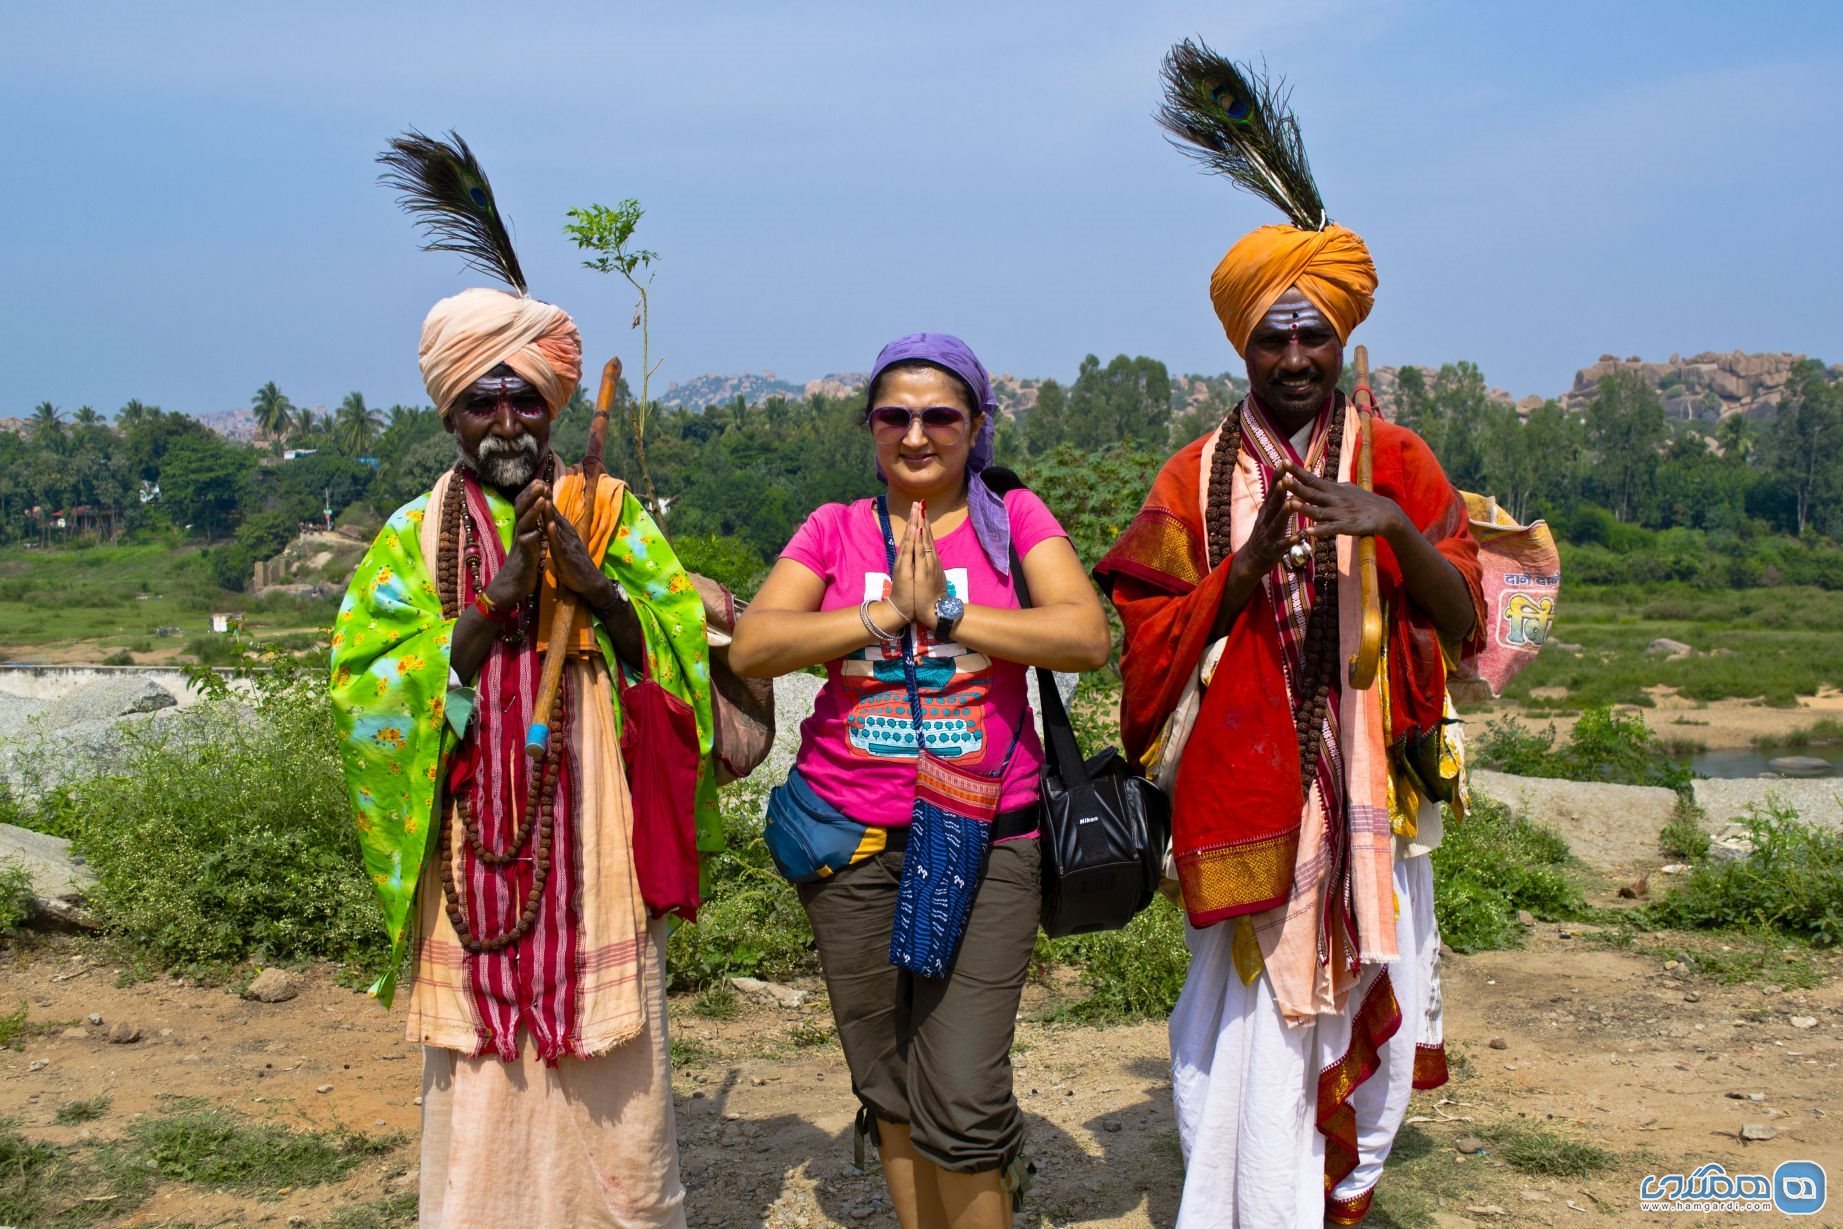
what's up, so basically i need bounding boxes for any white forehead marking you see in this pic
[1261,288,1325,333]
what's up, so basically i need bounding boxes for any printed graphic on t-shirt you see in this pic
[842,569,990,761]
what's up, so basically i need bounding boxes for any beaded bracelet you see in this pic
[474,590,522,629]
[859,599,903,642]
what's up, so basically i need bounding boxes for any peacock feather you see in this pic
[376,129,528,293]
[1156,40,1329,231]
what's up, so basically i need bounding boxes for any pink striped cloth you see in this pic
[404,469,649,1062]
[1201,398,1395,1023]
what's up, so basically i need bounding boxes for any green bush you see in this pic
[1431,794,1587,952]
[1037,895,1190,1023]
[1645,801,1843,945]
[666,785,814,990]
[10,649,387,982]
[0,860,34,934]
[672,533,768,600]
[1473,705,1694,792]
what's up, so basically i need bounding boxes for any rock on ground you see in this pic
[0,822,99,929]
[245,968,303,1003]
[1469,770,1679,871]
[1692,777,1843,832]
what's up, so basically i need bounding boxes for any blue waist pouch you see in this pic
[764,768,890,884]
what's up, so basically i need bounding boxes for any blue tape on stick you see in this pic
[525,723,550,753]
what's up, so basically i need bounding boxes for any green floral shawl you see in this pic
[329,479,717,1004]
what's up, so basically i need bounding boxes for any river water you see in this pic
[1681,747,1843,779]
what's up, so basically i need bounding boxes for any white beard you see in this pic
[459,435,542,490]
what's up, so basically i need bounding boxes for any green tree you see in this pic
[250,381,294,452]
[333,391,383,457]
[29,402,66,453]
[1065,354,1172,451]
[1770,360,1843,536]
[1025,378,1068,455]
[160,433,253,541]
[565,199,661,508]
[1585,370,1666,522]
[116,399,158,432]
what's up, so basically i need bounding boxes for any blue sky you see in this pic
[3,1,1838,418]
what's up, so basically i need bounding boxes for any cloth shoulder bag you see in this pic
[1445,492,1562,704]
[617,653,703,922]
[1008,547,1170,938]
[688,574,777,784]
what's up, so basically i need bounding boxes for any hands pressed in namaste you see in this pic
[886,501,949,629]
[486,481,550,606]
[487,480,617,610]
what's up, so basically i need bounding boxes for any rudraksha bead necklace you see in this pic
[1206,398,1346,797]
[434,462,568,955]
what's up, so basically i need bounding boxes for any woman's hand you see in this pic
[911,509,949,629]
[1279,460,1410,544]
[484,481,548,606]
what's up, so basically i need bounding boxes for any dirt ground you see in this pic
[2,912,1837,1229]
[1487,687,1843,752]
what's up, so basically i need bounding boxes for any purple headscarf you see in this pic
[868,332,1012,577]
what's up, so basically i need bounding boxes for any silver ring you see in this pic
[1283,541,1312,571]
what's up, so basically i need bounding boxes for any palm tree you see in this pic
[334,392,383,456]
[116,399,157,431]
[72,406,103,428]
[250,381,294,452]
[29,402,66,452]
[291,408,321,445]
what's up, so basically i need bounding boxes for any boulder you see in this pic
[244,968,303,1003]
[0,822,99,930]
[1766,756,1834,778]
[43,677,177,728]
[1468,771,1679,871]
[1645,638,1693,657]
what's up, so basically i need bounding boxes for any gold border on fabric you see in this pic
[1412,1042,1449,1090]
[1325,1188,1375,1226]
[1176,830,1298,917]
[1317,972,1404,1193]
[1104,507,1204,590]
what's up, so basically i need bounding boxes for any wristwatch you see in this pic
[932,594,965,642]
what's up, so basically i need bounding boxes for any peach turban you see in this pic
[419,287,582,418]
[1208,223,1378,357]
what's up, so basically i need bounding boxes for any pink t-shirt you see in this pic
[781,489,1067,829]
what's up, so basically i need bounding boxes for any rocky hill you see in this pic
[659,372,805,409]
[1557,351,1826,423]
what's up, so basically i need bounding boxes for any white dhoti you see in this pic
[1170,854,1445,1228]
[417,922,686,1229]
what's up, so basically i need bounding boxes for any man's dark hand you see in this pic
[1230,468,1297,578]
[484,481,549,606]
[1279,460,1409,545]
[545,510,617,607]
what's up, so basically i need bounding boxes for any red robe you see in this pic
[1096,409,1485,927]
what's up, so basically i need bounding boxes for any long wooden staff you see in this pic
[526,357,621,757]
[1347,345,1383,690]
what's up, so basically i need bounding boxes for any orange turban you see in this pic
[1208,223,1377,357]
[419,287,582,418]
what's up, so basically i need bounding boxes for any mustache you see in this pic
[477,435,539,460]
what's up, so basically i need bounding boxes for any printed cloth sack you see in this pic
[618,661,703,921]
[876,497,1014,979]
[690,574,777,784]
[1450,492,1561,700]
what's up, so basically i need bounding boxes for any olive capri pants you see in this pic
[797,838,1040,1173]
